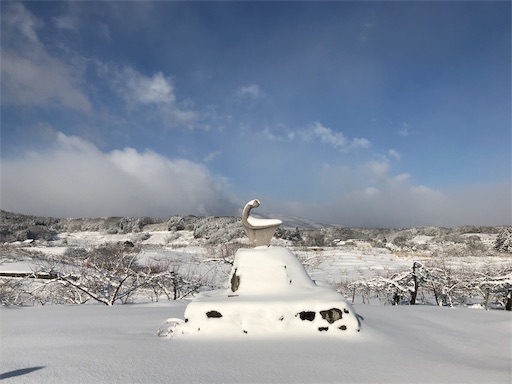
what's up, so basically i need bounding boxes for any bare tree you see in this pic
[31,244,172,306]
[343,259,512,309]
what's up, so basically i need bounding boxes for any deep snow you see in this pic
[1,302,510,383]
[1,228,511,383]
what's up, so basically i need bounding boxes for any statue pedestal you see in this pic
[172,246,360,337]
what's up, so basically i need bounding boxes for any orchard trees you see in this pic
[343,261,512,310]
[54,244,150,305]
[0,243,210,306]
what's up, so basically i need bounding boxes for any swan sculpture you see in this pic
[242,199,282,247]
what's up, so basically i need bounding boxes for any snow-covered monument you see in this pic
[169,199,360,337]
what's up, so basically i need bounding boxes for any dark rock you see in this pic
[318,327,329,332]
[230,269,240,292]
[320,308,343,324]
[298,311,316,321]
[206,310,222,318]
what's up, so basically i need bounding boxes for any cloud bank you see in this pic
[258,162,511,228]
[1,132,509,227]
[1,133,238,218]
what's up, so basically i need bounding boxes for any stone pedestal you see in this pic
[172,246,360,337]
[168,199,361,338]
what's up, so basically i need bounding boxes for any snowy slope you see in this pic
[1,302,510,383]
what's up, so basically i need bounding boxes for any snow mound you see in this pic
[170,246,360,337]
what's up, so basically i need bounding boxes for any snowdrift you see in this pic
[1,303,510,384]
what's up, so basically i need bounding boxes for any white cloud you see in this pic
[55,131,100,154]
[388,149,400,161]
[203,151,222,163]
[393,173,410,183]
[352,137,372,149]
[439,182,512,226]
[237,84,262,98]
[1,131,508,228]
[98,23,112,42]
[263,124,295,142]
[276,165,511,227]
[300,122,371,151]
[310,122,347,147]
[272,176,437,227]
[170,108,199,126]
[366,160,390,177]
[1,52,91,112]
[265,162,456,227]
[0,132,238,218]
[399,122,409,136]
[0,3,91,112]
[116,67,176,105]
[3,3,41,43]
[363,187,379,196]
[52,15,80,32]
[100,64,199,128]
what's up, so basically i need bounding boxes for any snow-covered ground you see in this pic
[1,229,511,304]
[1,229,511,383]
[1,301,510,383]
[294,247,413,283]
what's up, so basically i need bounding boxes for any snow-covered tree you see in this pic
[495,228,512,253]
[345,260,512,309]
[471,265,512,310]
[33,244,175,305]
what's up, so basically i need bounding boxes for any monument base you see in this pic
[170,246,361,337]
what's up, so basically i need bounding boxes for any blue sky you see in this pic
[1,1,510,227]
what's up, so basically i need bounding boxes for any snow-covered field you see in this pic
[1,302,510,383]
[1,229,511,383]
